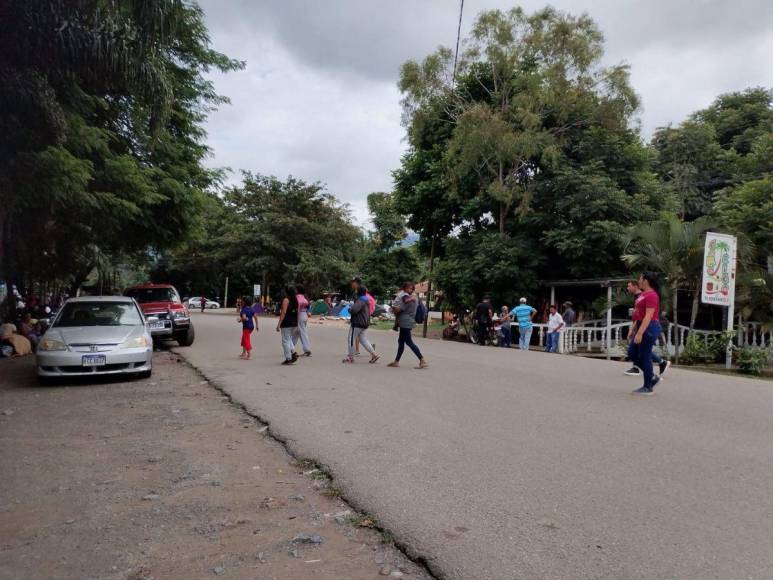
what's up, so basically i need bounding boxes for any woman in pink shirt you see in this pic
[293,284,312,356]
[627,272,662,395]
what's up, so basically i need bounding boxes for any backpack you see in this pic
[414,299,427,324]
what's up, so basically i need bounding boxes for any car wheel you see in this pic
[176,325,195,347]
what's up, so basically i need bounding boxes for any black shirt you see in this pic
[475,302,492,323]
[280,299,298,328]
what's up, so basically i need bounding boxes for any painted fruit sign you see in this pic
[701,232,736,307]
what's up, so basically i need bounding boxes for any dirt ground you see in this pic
[0,352,431,580]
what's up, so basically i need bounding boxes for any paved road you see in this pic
[179,312,773,580]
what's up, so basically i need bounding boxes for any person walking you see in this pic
[200,296,207,313]
[628,272,663,395]
[238,296,258,359]
[350,277,376,355]
[474,296,493,346]
[499,306,512,348]
[387,281,428,369]
[624,280,670,377]
[343,286,380,364]
[293,284,312,357]
[545,305,564,353]
[512,297,537,351]
[276,285,299,365]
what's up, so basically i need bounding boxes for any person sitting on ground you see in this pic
[0,317,32,357]
[18,313,40,350]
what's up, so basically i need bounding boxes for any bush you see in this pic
[681,335,712,366]
[735,347,771,375]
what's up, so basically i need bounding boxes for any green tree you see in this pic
[622,214,714,362]
[357,192,419,299]
[216,174,361,299]
[0,1,241,307]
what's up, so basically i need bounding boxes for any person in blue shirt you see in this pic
[239,296,258,359]
[511,297,537,351]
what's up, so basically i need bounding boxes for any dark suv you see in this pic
[124,283,195,346]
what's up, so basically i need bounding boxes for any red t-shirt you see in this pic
[633,290,659,322]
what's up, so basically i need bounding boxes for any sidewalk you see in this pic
[0,353,430,580]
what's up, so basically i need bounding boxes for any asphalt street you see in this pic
[178,311,773,580]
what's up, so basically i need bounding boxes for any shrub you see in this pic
[735,347,771,376]
[681,334,711,366]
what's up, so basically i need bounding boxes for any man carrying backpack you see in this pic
[387,281,428,369]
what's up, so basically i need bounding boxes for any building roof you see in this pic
[539,278,629,288]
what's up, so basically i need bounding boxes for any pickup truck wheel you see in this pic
[176,325,195,347]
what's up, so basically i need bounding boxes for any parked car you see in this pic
[186,296,220,309]
[124,283,195,346]
[37,296,152,382]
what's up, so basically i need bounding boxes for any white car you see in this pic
[37,296,153,382]
[186,296,220,309]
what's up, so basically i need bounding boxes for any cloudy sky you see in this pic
[198,0,773,225]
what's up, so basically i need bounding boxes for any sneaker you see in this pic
[291,352,299,362]
[281,359,295,366]
[624,366,641,376]
[631,386,653,396]
[651,376,661,390]
[303,351,312,357]
[659,360,670,376]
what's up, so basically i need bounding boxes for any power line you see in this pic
[452,0,464,84]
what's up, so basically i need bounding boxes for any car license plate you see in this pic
[149,321,164,330]
[82,354,106,366]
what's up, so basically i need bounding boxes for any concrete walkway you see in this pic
[177,311,773,580]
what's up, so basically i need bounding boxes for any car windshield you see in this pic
[125,287,178,303]
[54,302,143,327]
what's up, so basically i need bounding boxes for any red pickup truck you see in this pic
[124,283,195,346]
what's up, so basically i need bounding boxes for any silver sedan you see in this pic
[37,296,153,382]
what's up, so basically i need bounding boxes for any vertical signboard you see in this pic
[253,284,261,299]
[701,232,737,368]
[701,232,737,307]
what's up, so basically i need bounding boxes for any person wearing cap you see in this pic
[562,301,576,327]
[511,297,537,351]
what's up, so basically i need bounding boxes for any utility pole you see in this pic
[224,276,229,309]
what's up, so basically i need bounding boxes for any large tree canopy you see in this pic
[0,0,241,303]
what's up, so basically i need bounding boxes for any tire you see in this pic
[176,325,195,347]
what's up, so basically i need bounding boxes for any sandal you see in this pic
[369,354,380,364]
[415,360,429,369]
[342,357,354,364]
[386,361,399,368]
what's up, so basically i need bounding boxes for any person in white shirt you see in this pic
[546,304,564,353]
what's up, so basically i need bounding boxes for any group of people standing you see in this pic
[235,278,428,370]
[475,297,570,353]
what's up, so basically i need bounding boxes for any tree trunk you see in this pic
[689,284,700,331]
[672,282,680,364]
[422,231,436,338]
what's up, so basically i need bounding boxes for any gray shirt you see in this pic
[392,291,417,329]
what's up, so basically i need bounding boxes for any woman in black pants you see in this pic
[387,281,428,369]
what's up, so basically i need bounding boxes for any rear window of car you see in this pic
[54,302,143,327]
[125,287,179,303]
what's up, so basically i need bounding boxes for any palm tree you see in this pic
[622,213,714,363]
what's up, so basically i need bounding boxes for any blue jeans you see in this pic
[628,321,662,389]
[396,327,423,361]
[500,327,511,347]
[518,326,532,350]
[546,331,559,353]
